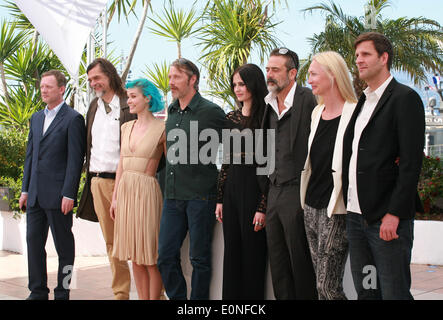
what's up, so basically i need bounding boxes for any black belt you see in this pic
[90,172,116,179]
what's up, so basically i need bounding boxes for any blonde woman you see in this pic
[300,51,357,300]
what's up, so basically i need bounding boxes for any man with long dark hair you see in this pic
[77,58,136,300]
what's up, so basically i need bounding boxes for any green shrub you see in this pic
[418,154,443,213]
[0,171,23,218]
[0,126,28,180]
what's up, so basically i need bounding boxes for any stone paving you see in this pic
[1,250,443,300]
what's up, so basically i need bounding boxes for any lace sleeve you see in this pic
[217,163,229,203]
[226,109,243,126]
[256,192,267,214]
[217,110,244,203]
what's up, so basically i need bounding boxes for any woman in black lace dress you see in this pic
[215,64,268,299]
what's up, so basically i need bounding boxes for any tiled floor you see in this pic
[1,250,443,300]
[410,263,443,300]
[0,250,137,300]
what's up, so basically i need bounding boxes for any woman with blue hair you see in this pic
[110,78,166,300]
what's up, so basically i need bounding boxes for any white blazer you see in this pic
[300,101,356,217]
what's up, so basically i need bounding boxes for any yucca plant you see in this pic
[198,0,280,106]
[4,42,50,94]
[205,75,237,110]
[0,20,30,107]
[0,85,44,129]
[2,1,33,30]
[200,0,280,79]
[107,0,139,27]
[143,61,170,108]
[148,0,200,59]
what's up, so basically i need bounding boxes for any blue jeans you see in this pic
[158,199,216,300]
[346,213,414,300]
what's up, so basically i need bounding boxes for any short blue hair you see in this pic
[125,78,164,113]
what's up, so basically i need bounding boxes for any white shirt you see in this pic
[43,101,64,134]
[347,75,393,214]
[89,95,121,173]
[264,82,297,120]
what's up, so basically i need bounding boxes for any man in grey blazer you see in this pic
[259,48,317,299]
[19,70,86,300]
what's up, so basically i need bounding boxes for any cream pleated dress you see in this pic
[113,118,165,266]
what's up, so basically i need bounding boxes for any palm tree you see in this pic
[5,42,48,94]
[121,0,152,83]
[300,0,443,96]
[143,61,170,109]
[0,20,29,108]
[3,1,41,70]
[198,0,281,106]
[2,1,33,29]
[107,0,139,27]
[0,85,44,129]
[148,0,200,59]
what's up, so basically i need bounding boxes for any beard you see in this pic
[267,76,290,93]
[94,90,104,98]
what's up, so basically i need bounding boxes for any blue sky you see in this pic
[0,0,442,106]
[102,0,443,76]
[108,0,443,107]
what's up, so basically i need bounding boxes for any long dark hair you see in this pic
[230,63,268,129]
[87,58,126,98]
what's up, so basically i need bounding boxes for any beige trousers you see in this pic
[91,177,131,300]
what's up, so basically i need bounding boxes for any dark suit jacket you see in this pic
[342,78,425,224]
[77,96,136,222]
[22,103,86,210]
[258,84,317,196]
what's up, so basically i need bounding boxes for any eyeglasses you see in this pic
[278,48,298,70]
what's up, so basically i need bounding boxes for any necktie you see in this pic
[103,101,112,114]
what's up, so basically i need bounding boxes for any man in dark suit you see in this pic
[259,48,317,299]
[19,70,86,300]
[342,32,425,300]
[77,58,135,299]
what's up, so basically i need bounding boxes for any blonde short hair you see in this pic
[311,51,357,105]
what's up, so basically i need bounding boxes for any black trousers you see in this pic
[222,165,267,300]
[26,199,75,300]
[266,183,317,300]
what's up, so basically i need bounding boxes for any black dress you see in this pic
[217,109,267,300]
